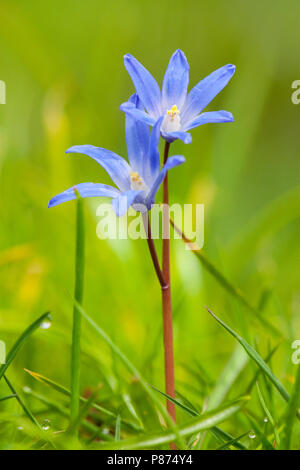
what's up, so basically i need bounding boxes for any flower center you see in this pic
[130,171,148,192]
[161,104,181,133]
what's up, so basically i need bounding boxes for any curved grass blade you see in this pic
[0,312,52,381]
[24,369,141,433]
[23,386,113,441]
[151,385,247,450]
[68,386,99,434]
[3,375,40,429]
[216,431,249,450]
[256,382,280,445]
[205,307,296,413]
[91,397,249,450]
[170,218,280,336]
[72,298,185,448]
[282,364,300,449]
[115,415,121,441]
[0,394,17,402]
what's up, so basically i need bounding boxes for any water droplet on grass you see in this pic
[40,320,52,330]
[248,431,256,439]
[42,419,51,431]
[264,417,268,423]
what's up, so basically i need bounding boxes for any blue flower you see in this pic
[48,95,185,216]
[120,50,235,144]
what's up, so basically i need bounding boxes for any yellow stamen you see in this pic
[167,104,180,120]
[130,171,142,184]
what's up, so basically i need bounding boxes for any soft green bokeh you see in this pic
[0,0,300,449]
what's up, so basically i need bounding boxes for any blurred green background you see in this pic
[1,0,300,448]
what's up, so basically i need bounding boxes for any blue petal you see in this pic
[184,110,234,131]
[161,130,192,144]
[48,183,120,208]
[182,64,236,122]
[162,49,189,110]
[143,117,163,186]
[111,190,145,217]
[146,155,186,207]
[124,54,162,118]
[120,101,156,127]
[66,145,131,192]
[125,94,150,176]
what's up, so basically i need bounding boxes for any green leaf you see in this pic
[171,218,280,336]
[0,312,52,381]
[90,397,249,450]
[256,382,280,445]
[282,364,300,449]
[216,431,249,450]
[24,369,141,433]
[151,385,247,450]
[115,415,121,441]
[205,307,292,406]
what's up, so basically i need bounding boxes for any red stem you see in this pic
[162,142,176,428]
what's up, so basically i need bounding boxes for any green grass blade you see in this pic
[3,375,41,429]
[0,394,17,402]
[91,397,249,450]
[282,364,300,449]
[72,298,186,448]
[0,312,52,381]
[68,386,99,434]
[256,382,280,445]
[171,219,280,336]
[115,415,121,441]
[23,386,113,441]
[207,344,248,410]
[205,307,291,405]
[24,368,141,432]
[216,431,249,450]
[152,385,248,451]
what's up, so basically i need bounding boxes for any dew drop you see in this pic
[40,320,52,330]
[17,426,24,431]
[42,419,51,431]
[248,431,256,439]
[264,417,268,423]
[23,386,32,394]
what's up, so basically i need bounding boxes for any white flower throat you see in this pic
[161,104,181,133]
[130,171,148,192]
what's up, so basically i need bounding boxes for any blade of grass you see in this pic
[71,298,186,448]
[115,415,121,441]
[0,394,17,402]
[205,307,298,416]
[216,431,249,450]
[282,364,300,449]
[0,312,52,381]
[151,385,247,450]
[68,386,99,434]
[256,382,280,445]
[246,415,274,450]
[91,397,249,450]
[24,368,141,432]
[171,218,280,336]
[23,386,113,441]
[3,375,41,429]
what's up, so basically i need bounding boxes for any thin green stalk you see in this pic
[4,375,40,429]
[70,195,85,429]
